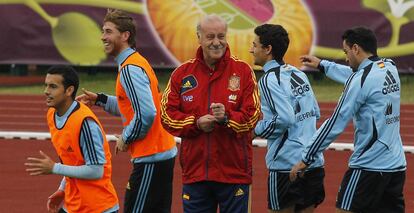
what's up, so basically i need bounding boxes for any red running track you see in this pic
[1,140,413,212]
[0,95,413,212]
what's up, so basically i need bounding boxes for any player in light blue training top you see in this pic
[290,27,406,213]
[251,24,325,213]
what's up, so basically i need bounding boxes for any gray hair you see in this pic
[196,14,228,35]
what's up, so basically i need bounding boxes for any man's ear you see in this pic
[265,45,272,56]
[66,86,75,98]
[197,32,201,44]
[121,31,131,43]
[352,44,360,54]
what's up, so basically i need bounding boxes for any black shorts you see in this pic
[295,167,325,211]
[336,169,405,213]
[267,171,302,211]
[124,157,175,213]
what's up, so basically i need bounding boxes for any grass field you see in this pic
[1,71,413,103]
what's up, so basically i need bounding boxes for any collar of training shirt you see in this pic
[263,59,285,73]
[357,55,381,71]
[115,47,135,69]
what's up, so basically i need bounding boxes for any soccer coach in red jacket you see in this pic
[161,15,260,213]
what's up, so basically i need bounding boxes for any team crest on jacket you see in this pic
[181,75,198,94]
[228,74,240,91]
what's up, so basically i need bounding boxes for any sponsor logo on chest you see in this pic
[290,72,309,96]
[180,75,198,94]
[382,70,400,95]
[182,95,193,102]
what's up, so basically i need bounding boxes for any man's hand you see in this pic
[300,55,322,69]
[47,190,64,213]
[25,151,55,176]
[197,114,217,133]
[75,88,97,107]
[289,160,308,182]
[115,134,129,155]
[210,103,226,123]
[251,129,257,140]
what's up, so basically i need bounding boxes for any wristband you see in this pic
[317,61,325,73]
[95,93,108,105]
[217,115,229,126]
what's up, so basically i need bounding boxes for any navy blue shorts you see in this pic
[336,169,405,213]
[182,181,250,213]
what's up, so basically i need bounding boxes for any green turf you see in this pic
[0,73,117,95]
[1,72,413,103]
[0,71,172,96]
[310,74,414,103]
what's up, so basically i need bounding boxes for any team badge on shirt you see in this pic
[181,75,198,94]
[228,74,240,91]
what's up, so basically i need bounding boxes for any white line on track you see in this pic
[1,131,414,153]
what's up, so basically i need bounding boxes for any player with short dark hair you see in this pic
[291,26,406,213]
[76,9,176,213]
[25,65,119,213]
[251,24,325,213]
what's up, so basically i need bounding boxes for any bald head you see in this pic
[196,15,228,36]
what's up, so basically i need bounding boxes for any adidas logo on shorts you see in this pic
[235,188,244,196]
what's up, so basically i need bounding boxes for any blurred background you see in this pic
[1,0,414,75]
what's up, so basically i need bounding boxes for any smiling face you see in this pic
[197,18,228,67]
[249,35,271,66]
[101,21,129,57]
[44,74,73,112]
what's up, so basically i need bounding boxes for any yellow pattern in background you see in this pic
[146,0,314,67]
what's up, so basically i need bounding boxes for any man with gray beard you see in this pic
[161,15,260,213]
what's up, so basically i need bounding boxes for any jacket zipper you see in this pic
[243,142,248,173]
[206,70,213,180]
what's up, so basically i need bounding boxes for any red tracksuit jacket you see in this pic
[161,47,260,184]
